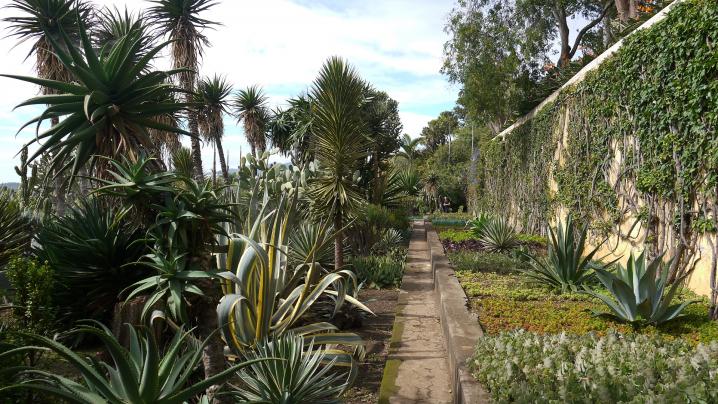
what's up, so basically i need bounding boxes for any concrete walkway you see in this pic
[383,221,452,403]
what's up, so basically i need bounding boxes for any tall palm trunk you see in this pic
[216,139,229,182]
[334,208,344,271]
[188,115,204,179]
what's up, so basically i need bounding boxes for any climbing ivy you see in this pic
[477,0,718,309]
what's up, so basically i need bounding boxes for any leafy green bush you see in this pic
[519,216,610,292]
[34,200,148,325]
[587,252,696,325]
[4,257,56,335]
[350,254,404,289]
[471,330,718,403]
[0,190,30,268]
[448,251,525,274]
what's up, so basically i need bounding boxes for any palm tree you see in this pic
[306,57,368,271]
[398,133,423,163]
[148,0,218,179]
[196,75,232,182]
[4,0,93,214]
[234,85,269,158]
[94,6,153,59]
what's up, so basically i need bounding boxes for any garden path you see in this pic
[385,221,452,403]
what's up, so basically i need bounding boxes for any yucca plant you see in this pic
[228,333,354,403]
[0,190,31,268]
[196,75,233,181]
[233,85,269,158]
[479,217,519,253]
[519,216,611,292]
[306,57,369,271]
[288,222,336,269]
[586,252,697,325]
[95,6,154,61]
[148,0,219,179]
[0,321,270,403]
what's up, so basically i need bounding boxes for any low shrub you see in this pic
[350,254,405,289]
[515,233,546,248]
[471,330,718,403]
[4,256,56,335]
[448,252,526,274]
[438,229,475,243]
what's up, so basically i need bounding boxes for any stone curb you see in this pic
[426,222,490,404]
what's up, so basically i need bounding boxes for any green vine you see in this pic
[477,0,718,297]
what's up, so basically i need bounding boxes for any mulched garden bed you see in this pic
[343,288,399,403]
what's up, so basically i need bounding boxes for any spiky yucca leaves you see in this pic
[586,252,697,325]
[234,85,269,158]
[196,75,232,181]
[34,199,147,325]
[306,57,368,271]
[148,0,218,179]
[288,222,336,269]
[0,322,270,403]
[3,0,92,95]
[0,190,31,268]
[229,333,354,403]
[469,211,493,238]
[519,216,610,292]
[172,147,195,178]
[95,6,154,60]
[267,95,315,165]
[3,17,190,179]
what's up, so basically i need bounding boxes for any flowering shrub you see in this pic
[471,330,718,403]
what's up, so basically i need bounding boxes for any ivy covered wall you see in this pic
[475,0,718,300]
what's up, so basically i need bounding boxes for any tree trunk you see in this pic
[615,0,630,22]
[196,291,228,404]
[216,138,230,182]
[554,6,571,67]
[334,209,344,272]
[189,116,204,180]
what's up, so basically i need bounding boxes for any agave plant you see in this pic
[586,252,697,325]
[215,193,369,366]
[228,333,354,403]
[2,13,189,178]
[0,321,269,403]
[519,216,611,292]
[479,217,519,253]
[0,190,31,268]
[468,211,493,238]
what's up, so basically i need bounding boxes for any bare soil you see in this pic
[343,288,399,404]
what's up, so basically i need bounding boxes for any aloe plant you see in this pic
[519,216,612,292]
[586,252,697,325]
[0,321,270,403]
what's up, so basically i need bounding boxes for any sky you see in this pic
[0,0,459,182]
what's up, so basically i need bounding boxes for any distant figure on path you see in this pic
[441,196,451,213]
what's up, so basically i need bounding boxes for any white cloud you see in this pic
[0,0,458,182]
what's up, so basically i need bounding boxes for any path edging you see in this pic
[426,221,490,404]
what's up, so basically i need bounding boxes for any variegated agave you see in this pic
[215,192,371,371]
